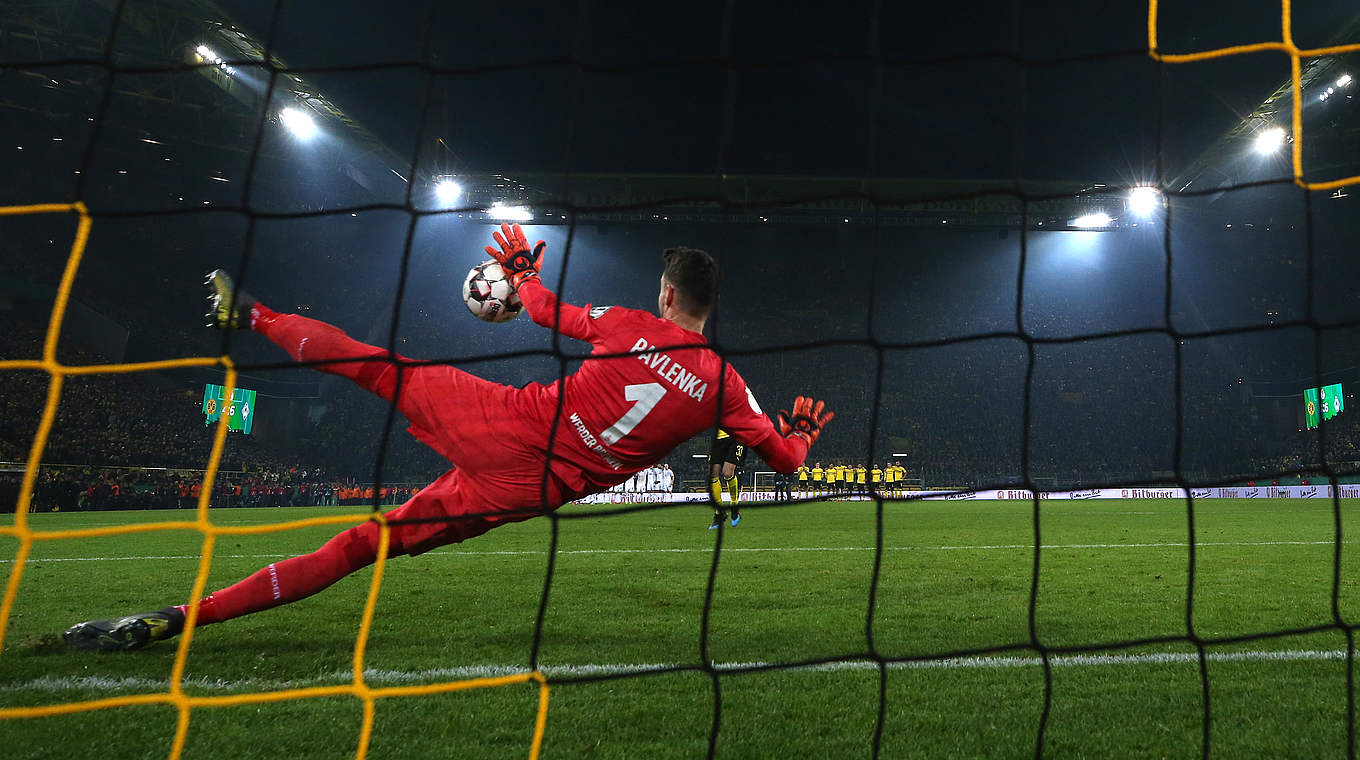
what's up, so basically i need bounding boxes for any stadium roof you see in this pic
[2,1,1355,226]
[1170,10,1360,193]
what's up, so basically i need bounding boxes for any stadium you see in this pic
[2,0,1360,757]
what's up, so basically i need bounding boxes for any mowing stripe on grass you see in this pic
[0,539,1342,564]
[1,649,1351,695]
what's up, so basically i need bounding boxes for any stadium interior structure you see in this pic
[3,1,1358,504]
[4,2,1360,756]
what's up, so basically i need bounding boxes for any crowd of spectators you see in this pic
[1,464,423,513]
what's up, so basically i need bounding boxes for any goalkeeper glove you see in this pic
[484,222,546,289]
[778,396,834,447]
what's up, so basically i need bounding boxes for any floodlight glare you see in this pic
[1070,212,1113,229]
[1338,74,1353,87]
[194,44,233,74]
[1127,186,1160,217]
[280,107,318,141]
[487,202,532,221]
[1254,127,1285,155]
[434,178,461,205]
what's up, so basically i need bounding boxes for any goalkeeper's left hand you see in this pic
[778,396,834,447]
[485,223,546,289]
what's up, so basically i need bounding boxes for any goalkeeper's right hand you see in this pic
[778,396,833,447]
[485,223,546,289]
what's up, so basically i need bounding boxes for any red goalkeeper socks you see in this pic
[247,302,278,331]
[250,305,404,401]
[185,519,396,626]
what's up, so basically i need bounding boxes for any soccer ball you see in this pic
[462,260,523,323]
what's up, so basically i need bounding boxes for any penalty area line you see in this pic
[2,649,1351,695]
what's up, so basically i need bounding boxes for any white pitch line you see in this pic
[0,540,1344,564]
[1,649,1351,696]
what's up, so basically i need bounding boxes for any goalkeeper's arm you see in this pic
[516,278,595,341]
[483,223,594,341]
[727,393,834,474]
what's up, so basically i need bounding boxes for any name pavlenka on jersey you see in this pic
[630,337,709,401]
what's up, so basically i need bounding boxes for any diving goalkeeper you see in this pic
[65,224,833,651]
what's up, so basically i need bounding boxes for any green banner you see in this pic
[1322,383,1345,421]
[203,383,257,434]
[1305,387,1321,430]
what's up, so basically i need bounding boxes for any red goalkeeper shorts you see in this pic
[382,364,567,555]
[381,467,537,555]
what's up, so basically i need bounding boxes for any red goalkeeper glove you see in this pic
[484,223,546,289]
[778,396,833,447]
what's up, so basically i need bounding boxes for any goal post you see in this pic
[751,470,777,500]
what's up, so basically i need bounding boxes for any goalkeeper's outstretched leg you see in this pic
[205,269,542,485]
[64,469,526,651]
[207,268,421,417]
[66,508,409,651]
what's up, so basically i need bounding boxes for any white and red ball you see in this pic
[462,259,523,323]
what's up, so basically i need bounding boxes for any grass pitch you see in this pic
[3,497,1360,759]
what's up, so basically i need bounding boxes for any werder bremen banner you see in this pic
[1322,383,1345,421]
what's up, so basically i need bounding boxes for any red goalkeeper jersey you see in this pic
[513,278,807,498]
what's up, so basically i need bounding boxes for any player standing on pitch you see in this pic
[707,428,747,529]
[64,223,833,651]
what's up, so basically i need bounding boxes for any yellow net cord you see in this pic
[0,202,549,759]
[1148,0,1360,191]
[2,1,1353,755]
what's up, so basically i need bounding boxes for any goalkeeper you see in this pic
[65,224,833,651]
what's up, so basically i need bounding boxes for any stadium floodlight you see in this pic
[434,178,462,206]
[1338,74,1353,87]
[1127,186,1160,218]
[487,202,532,221]
[280,107,318,141]
[1254,127,1285,155]
[194,44,235,75]
[1070,212,1114,229]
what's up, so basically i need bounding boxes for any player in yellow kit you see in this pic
[708,429,747,528]
[811,462,824,498]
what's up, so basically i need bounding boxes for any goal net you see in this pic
[3,1,1360,758]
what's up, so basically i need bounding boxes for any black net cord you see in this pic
[10,2,1360,756]
[528,0,592,676]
